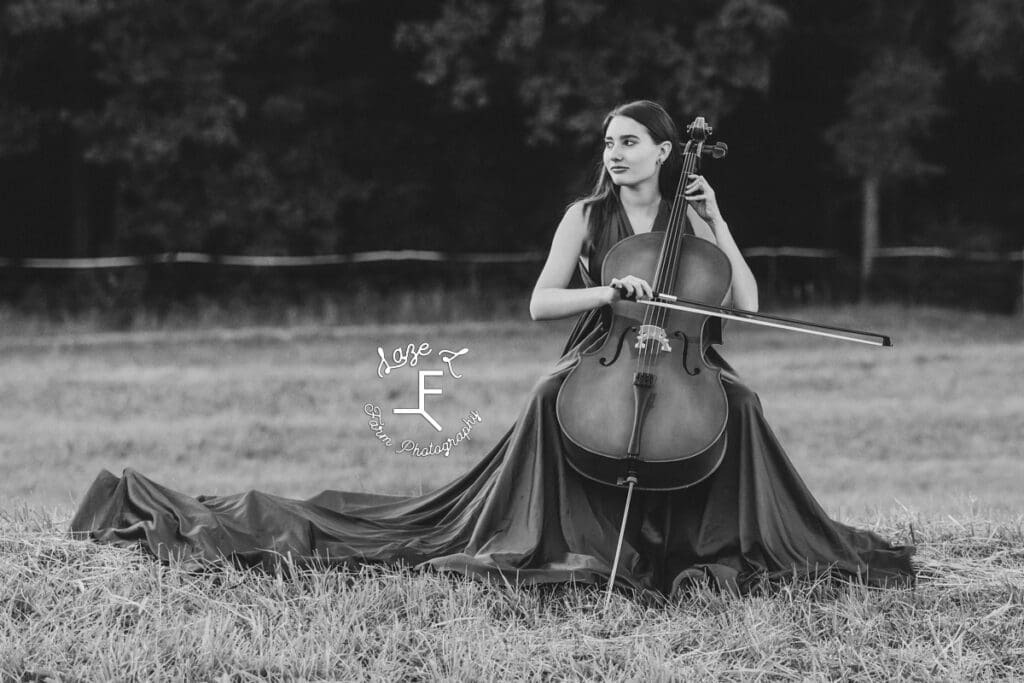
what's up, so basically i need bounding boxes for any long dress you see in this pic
[70,200,915,599]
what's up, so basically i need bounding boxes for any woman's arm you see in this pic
[684,174,759,312]
[530,202,618,321]
[709,218,759,312]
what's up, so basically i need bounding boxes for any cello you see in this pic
[556,117,733,493]
[555,117,891,604]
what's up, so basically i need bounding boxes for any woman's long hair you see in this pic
[577,100,683,248]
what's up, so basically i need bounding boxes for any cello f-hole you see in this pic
[600,326,639,366]
[672,331,701,376]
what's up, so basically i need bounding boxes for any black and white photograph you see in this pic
[2,1,1022,680]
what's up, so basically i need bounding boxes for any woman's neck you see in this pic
[617,183,661,214]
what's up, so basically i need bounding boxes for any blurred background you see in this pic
[1,0,1023,327]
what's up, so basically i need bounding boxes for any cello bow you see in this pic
[624,291,893,347]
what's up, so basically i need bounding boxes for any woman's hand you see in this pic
[608,275,653,302]
[684,174,723,225]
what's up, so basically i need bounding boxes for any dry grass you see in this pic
[1,304,1023,679]
[2,506,1022,680]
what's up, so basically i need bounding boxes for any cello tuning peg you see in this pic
[700,142,728,159]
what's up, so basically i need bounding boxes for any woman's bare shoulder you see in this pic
[564,199,591,223]
[554,200,591,241]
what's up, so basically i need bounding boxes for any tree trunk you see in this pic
[859,173,880,300]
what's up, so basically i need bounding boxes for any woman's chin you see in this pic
[609,173,655,189]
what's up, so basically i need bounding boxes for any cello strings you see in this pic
[637,167,671,374]
[643,142,696,374]
[638,143,689,374]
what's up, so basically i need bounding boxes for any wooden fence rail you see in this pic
[2,247,1023,313]
[2,247,1021,268]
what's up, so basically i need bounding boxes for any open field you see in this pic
[1,304,1021,514]
[1,305,1023,679]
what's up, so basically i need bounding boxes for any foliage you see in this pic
[1,0,385,253]
[396,0,789,145]
[825,48,944,180]
[953,0,1024,81]
[1,0,1024,269]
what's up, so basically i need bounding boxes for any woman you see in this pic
[531,103,757,320]
[71,100,915,599]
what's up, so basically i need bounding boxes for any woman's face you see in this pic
[603,115,670,189]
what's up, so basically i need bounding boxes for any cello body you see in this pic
[555,229,733,491]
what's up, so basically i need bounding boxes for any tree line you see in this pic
[1,0,1023,298]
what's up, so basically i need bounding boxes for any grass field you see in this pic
[2,305,1023,679]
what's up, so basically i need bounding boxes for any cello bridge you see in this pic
[635,324,672,352]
